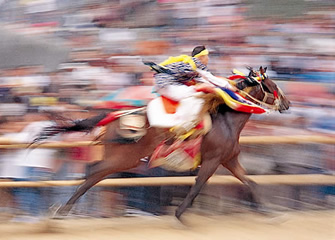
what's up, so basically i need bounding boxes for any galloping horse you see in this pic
[34,66,290,220]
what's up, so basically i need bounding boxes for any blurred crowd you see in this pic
[0,0,334,132]
[0,0,334,222]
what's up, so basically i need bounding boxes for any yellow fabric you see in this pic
[214,88,251,110]
[29,97,58,106]
[159,55,197,70]
[256,76,262,81]
[232,69,246,76]
[158,49,208,71]
[194,49,209,58]
[192,153,201,170]
[229,79,237,86]
[178,128,197,140]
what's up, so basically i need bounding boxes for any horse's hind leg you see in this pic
[175,159,221,220]
[56,170,111,216]
[56,155,141,217]
[224,158,262,209]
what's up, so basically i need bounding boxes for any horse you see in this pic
[34,66,290,220]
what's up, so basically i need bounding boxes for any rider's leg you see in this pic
[148,85,204,130]
[174,96,204,131]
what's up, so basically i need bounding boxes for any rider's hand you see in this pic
[194,83,215,93]
[246,76,259,86]
[229,85,239,92]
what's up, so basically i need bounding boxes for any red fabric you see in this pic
[228,75,246,80]
[182,137,202,159]
[94,101,136,109]
[185,79,197,86]
[273,90,278,99]
[31,22,58,27]
[149,137,203,169]
[195,120,205,129]
[161,96,179,114]
[195,84,215,93]
[235,104,266,114]
[70,147,90,161]
[96,112,122,126]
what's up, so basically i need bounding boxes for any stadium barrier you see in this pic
[0,174,334,188]
[0,135,334,149]
[0,135,334,188]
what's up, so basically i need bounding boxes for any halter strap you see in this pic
[238,83,281,111]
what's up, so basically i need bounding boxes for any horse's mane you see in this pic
[198,77,248,117]
[198,92,225,116]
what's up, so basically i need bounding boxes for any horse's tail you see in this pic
[29,112,108,147]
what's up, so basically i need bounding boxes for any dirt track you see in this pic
[0,211,334,240]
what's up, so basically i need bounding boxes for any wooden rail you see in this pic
[0,135,333,188]
[0,174,334,188]
[0,135,334,149]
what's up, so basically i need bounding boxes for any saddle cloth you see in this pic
[215,88,267,114]
[149,136,202,172]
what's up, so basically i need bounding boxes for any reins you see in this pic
[237,81,281,111]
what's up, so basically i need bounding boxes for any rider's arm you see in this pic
[196,69,237,91]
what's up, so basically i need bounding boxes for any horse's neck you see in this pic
[218,109,251,138]
[247,85,265,103]
[232,111,251,135]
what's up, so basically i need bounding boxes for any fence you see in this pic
[0,174,334,188]
[0,135,334,148]
[0,134,334,188]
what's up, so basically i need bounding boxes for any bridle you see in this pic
[237,72,283,111]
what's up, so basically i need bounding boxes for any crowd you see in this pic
[0,0,334,221]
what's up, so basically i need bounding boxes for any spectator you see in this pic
[10,113,60,222]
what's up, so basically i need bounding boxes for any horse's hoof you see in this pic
[48,204,70,219]
[171,216,189,229]
[252,205,276,217]
[48,204,63,219]
[257,211,289,225]
[175,211,181,220]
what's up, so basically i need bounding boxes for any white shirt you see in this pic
[17,121,58,170]
[0,133,26,179]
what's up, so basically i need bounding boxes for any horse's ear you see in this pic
[259,66,267,75]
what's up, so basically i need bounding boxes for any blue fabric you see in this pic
[100,87,158,107]
[14,167,54,216]
[220,87,251,105]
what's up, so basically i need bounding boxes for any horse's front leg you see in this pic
[224,157,262,210]
[175,157,221,220]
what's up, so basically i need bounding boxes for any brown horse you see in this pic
[35,66,290,220]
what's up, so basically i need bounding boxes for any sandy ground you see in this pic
[0,211,334,240]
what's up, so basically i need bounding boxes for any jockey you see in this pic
[146,46,237,134]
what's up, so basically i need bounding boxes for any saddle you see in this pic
[116,113,147,139]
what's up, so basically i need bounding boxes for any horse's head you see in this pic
[240,66,290,112]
